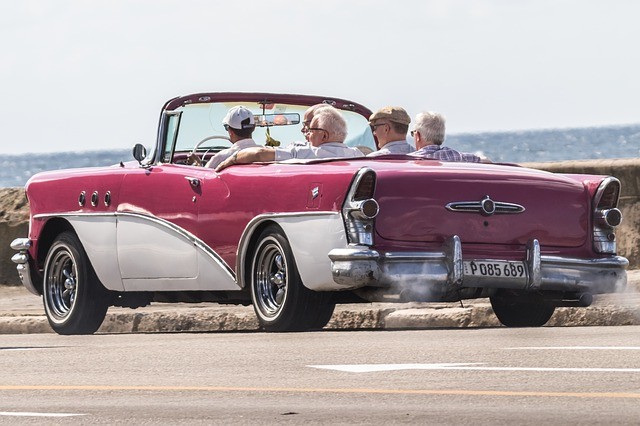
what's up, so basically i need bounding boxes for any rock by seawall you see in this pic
[0,188,29,286]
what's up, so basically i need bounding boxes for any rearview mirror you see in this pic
[254,113,300,127]
[132,143,147,163]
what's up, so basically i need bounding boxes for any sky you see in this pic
[2,0,639,154]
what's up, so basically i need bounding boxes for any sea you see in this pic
[2,124,639,188]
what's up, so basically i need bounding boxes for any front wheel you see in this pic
[43,231,110,335]
[490,294,555,327]
[250,225,335,332]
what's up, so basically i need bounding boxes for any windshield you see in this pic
[172,101,375,152]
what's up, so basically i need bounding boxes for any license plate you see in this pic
[463,260,528,279]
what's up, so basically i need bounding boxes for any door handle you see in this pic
[185,176,200,187]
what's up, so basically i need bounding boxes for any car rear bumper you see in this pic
[328,236,628,296]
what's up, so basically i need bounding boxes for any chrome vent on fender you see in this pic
[593,177,622,254]
[342,168,379,246]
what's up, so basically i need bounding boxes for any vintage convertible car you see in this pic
[11,92,628,334]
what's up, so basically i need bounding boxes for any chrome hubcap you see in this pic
[46,249,77,321]
[255,240,287,318]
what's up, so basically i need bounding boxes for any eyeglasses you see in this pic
[410,130,419,137]
[370,123,388,132]
[301,121,312,134]
[306,127,328,137]
[223,124,230,131]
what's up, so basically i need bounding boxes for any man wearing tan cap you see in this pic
[367,106,415,157]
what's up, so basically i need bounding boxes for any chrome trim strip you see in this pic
[539,254,629,268]
[446,196,525,215]
[117,212,236,280]
[33,211,236,280]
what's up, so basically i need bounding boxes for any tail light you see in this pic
[593,177,622,254]
[342,168,379,246]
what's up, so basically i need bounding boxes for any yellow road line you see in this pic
[0,385,639,399]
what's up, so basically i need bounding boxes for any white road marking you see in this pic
[309,363,482,373]
[0,411,85,417]
[0,348,42,352]
[505,346,640,350]
[309,363,640,373]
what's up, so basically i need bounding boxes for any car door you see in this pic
[116,163,204,291]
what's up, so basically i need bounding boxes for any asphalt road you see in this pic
[1,327,640,424]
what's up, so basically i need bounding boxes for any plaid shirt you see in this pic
[409,145,481,163]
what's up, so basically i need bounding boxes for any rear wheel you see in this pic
[43,231,110,335]
[490,294,555,327]
[250,225,335,331]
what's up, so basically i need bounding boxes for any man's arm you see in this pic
[215,147,276,172]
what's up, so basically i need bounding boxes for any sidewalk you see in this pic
[1,272,639,334]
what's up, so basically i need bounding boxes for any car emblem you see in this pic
[445,195,525,216]
[311,186,320,199]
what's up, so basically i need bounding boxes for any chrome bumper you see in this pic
[10,238,39,296]
[329,236,628,296]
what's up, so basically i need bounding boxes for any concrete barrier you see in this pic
[1,158,638,285]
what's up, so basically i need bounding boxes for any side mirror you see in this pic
[132,144,147,164]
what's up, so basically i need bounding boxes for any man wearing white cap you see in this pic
[189,105,259,168]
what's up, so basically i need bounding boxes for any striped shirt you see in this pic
[410,145,481,163]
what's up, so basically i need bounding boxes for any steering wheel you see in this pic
[189,135,231,165]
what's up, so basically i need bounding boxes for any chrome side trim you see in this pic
[32,211,236,281]
[116,212,236,280]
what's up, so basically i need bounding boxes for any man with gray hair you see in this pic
[215,105,363,171]
[409,111,482,162]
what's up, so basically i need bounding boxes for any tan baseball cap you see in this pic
[369,106,411,125]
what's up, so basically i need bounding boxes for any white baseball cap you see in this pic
[223,106,255,130]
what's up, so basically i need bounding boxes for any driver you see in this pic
[188,105,259,168]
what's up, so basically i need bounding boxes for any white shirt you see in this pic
[367,140,415,157]
[274,142,364,161]
[205,138,259,168]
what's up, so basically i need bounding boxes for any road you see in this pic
[1,326,640,424]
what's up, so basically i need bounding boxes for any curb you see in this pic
[1,301,639,334]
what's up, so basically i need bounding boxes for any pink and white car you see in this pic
[11,92,628,334]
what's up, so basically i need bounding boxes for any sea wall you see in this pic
[0,188,30,286]
[1,158,638,286]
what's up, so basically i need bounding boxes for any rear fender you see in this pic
[237,212,346,291]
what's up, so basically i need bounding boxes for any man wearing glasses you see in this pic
[188,105,259,168]
[215,106,363,171]
[367,106,415,157]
